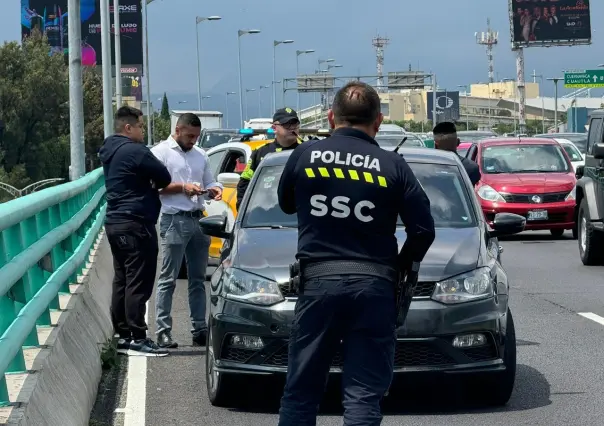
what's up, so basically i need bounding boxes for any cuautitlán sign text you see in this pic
[564,70,604,89]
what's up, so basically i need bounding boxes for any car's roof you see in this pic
[480,137,559,147]
[458,142,472,147]
[261,147,462,167]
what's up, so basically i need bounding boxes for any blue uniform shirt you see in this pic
[277,127,436,269]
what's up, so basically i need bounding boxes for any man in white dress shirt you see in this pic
[151,113,223,348]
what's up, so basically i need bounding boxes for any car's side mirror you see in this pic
[217,172,240,186]
[593,143,604,160]
[199,214,231,239]
[575,165,585,179]
[490,212,526,238]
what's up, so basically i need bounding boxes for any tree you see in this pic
[0,30,105,197]
[160,92,170,120]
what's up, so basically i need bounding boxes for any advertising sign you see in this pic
[564,70,604,88]
[20,0,143,70]
[509,0,591,47]
[427,91,460,123]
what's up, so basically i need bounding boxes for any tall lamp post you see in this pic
[114,0,122,107]
[273,40,294,111]
[245,88,255,122]
[196,16,221,110]
[259,85,270,116]
[295,49,314,112]
[100,0,113,138]
[238,29,261,127]
[143,0,158,146]
[547,77,562,133]
[457,84,470,129]
[225,91,236,128]
[503,78,518,133]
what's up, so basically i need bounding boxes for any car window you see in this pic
[458,148,469,157]
[207,149,227,177]
[587,118,603,155]
[241,163,476,229]
[481,144,570,174]
[200,132,239,149]
[561,144,583,162]
[222,150,247,175]
[562,135,588,154]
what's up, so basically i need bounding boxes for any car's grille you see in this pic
[262,341,456,368]
[500,191,569,204]
[278,282,435,298]
[462,344,498,362]
[221,347,258,363]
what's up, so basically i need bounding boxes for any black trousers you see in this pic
[105,221,159,340]
[278,276,396,426]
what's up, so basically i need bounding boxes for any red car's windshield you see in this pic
[481,144,571,174]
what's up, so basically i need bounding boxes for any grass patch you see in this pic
[100,337,118,370]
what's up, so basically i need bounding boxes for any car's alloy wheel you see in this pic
[470,308,517,407]
[578,198,604,265]
[205,326,235,407]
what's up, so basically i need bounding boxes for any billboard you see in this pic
[296,75,335,93]
[387,72,427,89]
[20,0,143,70]
[509,0,591,47]
[427,91,460,123]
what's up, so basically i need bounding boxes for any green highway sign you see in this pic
[564,70,604,89]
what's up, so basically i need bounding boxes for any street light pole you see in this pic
[548,77,561,133]
[100,0,113,138]
[273,40,294,112]
[457,85,470,129]
[67,0,85,180]
[295,49,314,112]
[196,16,221,110]
[114,0,122,107]
[238,29,261,127]
[225,92,235,128]
[259,85,269,116]
[143,0,154,146]
[245,88,255,122]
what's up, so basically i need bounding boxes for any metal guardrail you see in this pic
[0,168,107,407]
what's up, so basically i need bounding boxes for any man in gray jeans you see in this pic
[151,113,223,348]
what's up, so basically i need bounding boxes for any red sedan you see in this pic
[469,138,577,237]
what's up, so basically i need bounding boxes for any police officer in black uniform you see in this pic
[236,107,301,210]
[276,81,436,425]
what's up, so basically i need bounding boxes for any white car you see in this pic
[555,138,585,172]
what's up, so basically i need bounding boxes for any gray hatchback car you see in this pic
[199,147,526,408]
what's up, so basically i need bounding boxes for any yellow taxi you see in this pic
[199,128,330,276]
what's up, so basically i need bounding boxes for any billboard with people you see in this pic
[20,0,143,69]
[510,0,591,46]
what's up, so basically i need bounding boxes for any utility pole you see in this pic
[100,0,113,137]
[531,70,546,133]
[114,0,122,107]
[68,0,85,179]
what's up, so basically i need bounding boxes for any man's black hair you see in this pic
[176,113,202,128]
[114,106,143,133]
[433,121,457,135]
[331,81,381,126]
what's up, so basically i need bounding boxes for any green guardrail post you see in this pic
[35,209,60,311]
[0,295,26,373]
[0,375,9,407]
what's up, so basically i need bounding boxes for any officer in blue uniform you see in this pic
[276,81,436,425]
[236,107,301,210]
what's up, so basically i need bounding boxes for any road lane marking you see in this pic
[578,312,604,326]
[122,301,149,426]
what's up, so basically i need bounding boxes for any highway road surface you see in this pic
[90,231,604,426]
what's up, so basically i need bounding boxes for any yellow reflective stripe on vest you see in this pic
[240,158,254,180]
[304,167,387,187]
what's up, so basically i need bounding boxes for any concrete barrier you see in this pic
[0,230,114,426]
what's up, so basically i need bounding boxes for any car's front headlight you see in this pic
[565,186,576,201]
[222,268,284,306]
[477,184,506,203]
[432,267,494,304]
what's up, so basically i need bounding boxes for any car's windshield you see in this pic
[242,162,476,229]
[199,132,239,148]
[561,143,583,162]
[375,134,423,148]
[481,144,570,174]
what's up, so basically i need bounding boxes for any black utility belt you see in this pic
[301,260,398,283]
[169,210,204,218]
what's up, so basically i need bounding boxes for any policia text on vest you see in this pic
[276,127,436,425]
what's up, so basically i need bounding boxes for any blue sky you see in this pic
[3,0,602,125]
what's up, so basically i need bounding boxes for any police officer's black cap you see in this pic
[273,107,300,125]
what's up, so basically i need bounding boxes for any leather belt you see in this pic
[171,210,204,218]
[301,260,398,283]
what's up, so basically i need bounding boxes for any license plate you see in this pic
[527,210,548,221]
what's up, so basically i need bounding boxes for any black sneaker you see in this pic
[128,338,169,357]
[117,338,131,355]
[158,332,178,349]
[192,331,207,347]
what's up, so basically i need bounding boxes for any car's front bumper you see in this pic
[209,295,509,376]
[481,200,576,230]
